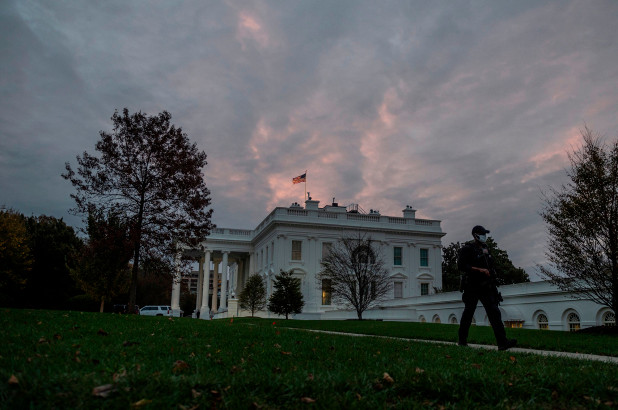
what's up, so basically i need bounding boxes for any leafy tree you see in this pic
[0,208,32,306]
[318,234,391,320]
[268,270,304,319]
[540,127,618,314]
[24,215,82,309]
[441,239,529,292]
[63,109,214,312]
[71,209,132,312]
[239,274,267,317]
[441,242,463,292]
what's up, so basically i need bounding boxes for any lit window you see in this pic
[567,312,580,332]
[393,247,402,265]
[419,316,426,323]
[394,282,403,298]
[450,316,458,324]
[421,283,429,296]
[603,311,615,327]
[292,240,302,261]
[321,279,331,305]
[433,315,441,323]
[537,313,549,330]
[420,249,429,267]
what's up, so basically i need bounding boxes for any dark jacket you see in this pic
[457,241,495,290]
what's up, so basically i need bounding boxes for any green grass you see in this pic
[1,309,616,409]
[271,319,618,357]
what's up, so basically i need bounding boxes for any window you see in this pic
[420,248,429,267]
[433,315,441,324]
[393,247,402,265]
[322,242,332,259]
[291,240,302,261]
[420,283,429,296]
[537,313,549,330]
[603,311,615,327]
[321,279,331,305]
[266,246,269,265]
[450,316,458,324]
[394,282,403,298]
[567,312,580,332]
[419,315,426,323]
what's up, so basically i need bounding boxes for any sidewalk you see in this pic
[293,328,618,365]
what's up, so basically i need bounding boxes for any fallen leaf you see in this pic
[53,334,62,340]
[509,356,517,363]
[307,373,314,381]
[445,354,452,359]
[192,389,202,398]
[301,397,316,403]
[415,367,425,374]
[172,360,189,373]
[123,341,140,347]
[551,390,559,400]
[274,343,281,349]
[8,375,19,385]
[38,337,48,344]
[132,398,152,407]
[471,363,482,369]
[280,351,292,356]
[113,369,127,382]
[189,352,195,358]
[97,329,109,336]
[383,372,394,384]
[92,384,116,398]
[355,393,362,401]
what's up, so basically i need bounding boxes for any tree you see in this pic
[71,209,133,312]
[540,127,618,314]
[63,109,214,312]
[441,239,530,292]
[318,234,391,320]
[268,270,304,319]
[441,242,463,292]
[239,274,267,317]
[0,208,32,306]
[24,215,83,309]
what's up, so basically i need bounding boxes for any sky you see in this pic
[1,1,617,279]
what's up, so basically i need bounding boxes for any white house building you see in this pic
[170,197,615,331]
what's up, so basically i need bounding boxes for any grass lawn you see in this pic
[271,319,618,357]
[1,309,617,409]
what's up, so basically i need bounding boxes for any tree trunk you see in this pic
[128,198,145,313]
[99,297,105,313]
[357,310,363,320]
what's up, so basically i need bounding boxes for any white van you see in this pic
[139,305,172,316]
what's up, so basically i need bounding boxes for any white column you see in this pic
[211,259,219,314]
[195,254,204,315]
[200,250,211,319]
[171,250,182,316]
[249,252,255,276]
[220,251,229,310]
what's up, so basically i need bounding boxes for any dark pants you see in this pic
[459,287,507,346]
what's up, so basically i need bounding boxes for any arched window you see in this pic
[537,313,549,330]
[471,317,476,326]
[433,315,441,324]
[603,311,615,327]
[450,316,458,324]
[567,312,580,332]
[419,315,426,323]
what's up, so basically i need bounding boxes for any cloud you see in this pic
[1,0,618,273]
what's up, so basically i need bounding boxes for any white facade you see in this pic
[171,198,615,331]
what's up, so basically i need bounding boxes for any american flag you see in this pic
[292,172,306,184]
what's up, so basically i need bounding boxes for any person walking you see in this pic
[457,225,517,350]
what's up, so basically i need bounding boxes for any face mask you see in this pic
[476,234,487,243]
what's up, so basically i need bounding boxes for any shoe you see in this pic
[498,339,517,351]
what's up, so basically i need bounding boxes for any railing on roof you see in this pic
[346,214,380,222]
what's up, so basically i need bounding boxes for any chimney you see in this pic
[403,205,416,219]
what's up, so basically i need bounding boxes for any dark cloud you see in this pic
[1,0,617,276]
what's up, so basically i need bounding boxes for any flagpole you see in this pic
[304,170,307,201]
